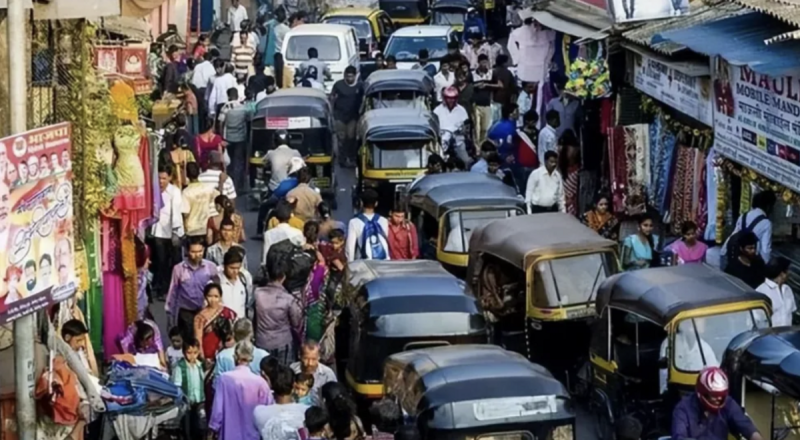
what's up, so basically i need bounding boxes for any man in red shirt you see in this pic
[387,209,419,260]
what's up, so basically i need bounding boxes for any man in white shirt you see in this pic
[434,56,457,102]
[215,247,253,320]
[346,189,390,262]
[722,190,776,264]
[266,132,303,192]
[253,365,309,440]
[192,52,217,115]
[434,86,469,134]
[757,256,797,327]
[152,167,184,300]
[525,151,565,214]
[538,110,560,167]
[228,0,248,32]
[209,63,238,117]
[198,151,237,216]
[659,323,718,394]
[262,200,306,265]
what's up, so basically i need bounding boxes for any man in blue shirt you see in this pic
[487,104,525,192]
[672,367,762,440]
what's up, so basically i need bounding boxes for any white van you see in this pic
[281,24,360,93]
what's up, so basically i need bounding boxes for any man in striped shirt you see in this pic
[233,32,256,78]
[198,151,237,216]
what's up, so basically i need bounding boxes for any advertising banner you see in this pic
[712,58,800,193]
[607,0,689,24]
[631,52,713,126]
[0,123,76,324]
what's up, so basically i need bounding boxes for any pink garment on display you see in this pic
[507,25,555,84]
[103,271,126,359]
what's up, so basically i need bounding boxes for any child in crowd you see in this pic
[293,372,315,405]
[166,326,184,369]
[172,338,206,439]
[320,229,346,273]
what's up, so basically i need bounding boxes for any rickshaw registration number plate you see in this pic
[266,117,312,130]
[474,396,556,421]
[566,308,596,319]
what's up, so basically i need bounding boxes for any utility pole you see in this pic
[8,0,36,437]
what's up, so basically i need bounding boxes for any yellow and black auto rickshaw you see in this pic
[339,260,488,406]
[362,69,435,112]
[466,213,619,387]
[724,327,800,440]
[355,108,439,216]
[321,8,396,59]
[380,0,429,26]
[590,264,771,438]
[384,345,576,440]
[407,172,524,277]
[249,88,337,206]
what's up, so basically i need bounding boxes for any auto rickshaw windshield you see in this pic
[443,209,520,254]
[671,309,769,373]
[371,92,426,109]
[433,9,467,26]
[533,252,616,307]
[370,141,431,169]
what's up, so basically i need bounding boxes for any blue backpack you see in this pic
[357,214,388,260]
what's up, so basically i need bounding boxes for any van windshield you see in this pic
[324,17,372,39]
[533,252,616,307]
[285,35,342,61]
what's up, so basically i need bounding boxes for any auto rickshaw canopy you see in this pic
[410,181,522,219]
[431,0,472,10]
[724,327,800,400]
[364,69,436,96]
[358,108,440,142]
[346,259,451,290]
[384,345,573,429]
[596,265,770,327]
[467,213,617,271]
[407,172,503,199]
[252,88,331,120]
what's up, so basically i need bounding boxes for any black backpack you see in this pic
[725,214,767,266]
[267,239,314,293]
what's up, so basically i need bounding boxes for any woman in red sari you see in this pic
[193,283,237,361]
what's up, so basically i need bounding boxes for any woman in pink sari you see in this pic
[667,221,708,265]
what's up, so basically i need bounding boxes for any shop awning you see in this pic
[657,12,800,77]
[621,3,745,54]
[534,0,612,40]
[621,42,709,76]
[121,0,168,17]
[729,0,800,44]
[92,15,151,41]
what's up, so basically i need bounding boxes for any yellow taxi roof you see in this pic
[324,7,379,17]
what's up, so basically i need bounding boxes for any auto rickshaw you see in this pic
[362,69,435,112]
[249,88,337,206]
[355,108,440,216]
[723,328,800,440]
[590,265,772,438]
[466,213,619,388]
[321,8,395,59]
[384,345,576,440]
[430,0,471,34]
[339,260,488,405]
[407,173,524,277]
[380,0,429,26]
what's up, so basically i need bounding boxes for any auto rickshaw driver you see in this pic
[672,367,763,440]
[659,319,718,394]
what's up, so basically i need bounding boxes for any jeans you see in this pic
[150,237,181,299]
[256,195,280,235]
[226,140,248,191]
[334,119,357,165]
[178,308,199,342]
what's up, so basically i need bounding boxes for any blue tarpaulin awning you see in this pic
[655,12,800,77]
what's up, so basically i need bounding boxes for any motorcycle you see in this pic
[440,127,474,168]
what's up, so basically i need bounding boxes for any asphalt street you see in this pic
[150,164,599,439]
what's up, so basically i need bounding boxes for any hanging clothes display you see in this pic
[647,118,677,216]
[102,217,126,359]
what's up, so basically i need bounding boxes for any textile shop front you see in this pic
[658,11,800,283]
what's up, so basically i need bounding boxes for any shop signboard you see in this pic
[632,52,713,126]
[0,123,77,325]
[607,0,689,24]
[712,58,800,193]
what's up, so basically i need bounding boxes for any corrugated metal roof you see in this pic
[621,3,745,54]
[731,0,800,29]
[658,12,800,77]
[536,0,613,31]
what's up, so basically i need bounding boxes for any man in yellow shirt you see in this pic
[182,162,219,237]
